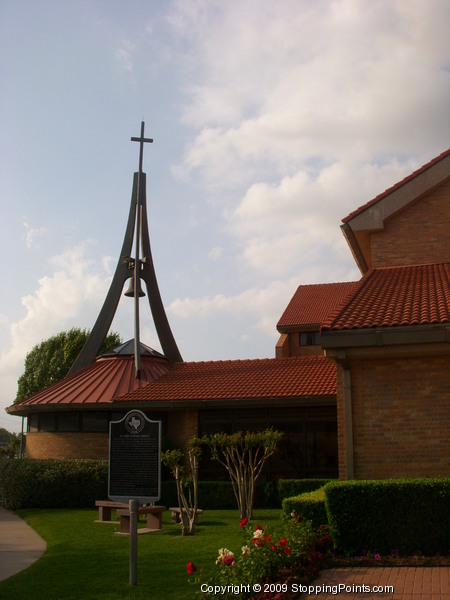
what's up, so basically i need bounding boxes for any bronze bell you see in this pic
[124,275,145,297]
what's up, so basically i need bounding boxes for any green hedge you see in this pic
[324,478,450,556]
[277,479,332,505]
[0,459,239,510]
[0,458,108,510]
[282,488,328,527]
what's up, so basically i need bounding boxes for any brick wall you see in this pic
[275,332,324,358]
[370,180,450,267]
[338,355,450,479]
[24,411,200,460]
[25,432,109,459]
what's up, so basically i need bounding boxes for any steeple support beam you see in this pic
[68,123,182,377]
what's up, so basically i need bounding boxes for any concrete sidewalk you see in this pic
[0,506,47,582]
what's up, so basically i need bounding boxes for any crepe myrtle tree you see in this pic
[203,428,283,520]
[161,437,202,536]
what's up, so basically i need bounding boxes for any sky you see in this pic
[1,0,449,432]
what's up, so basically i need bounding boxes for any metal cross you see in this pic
[131,121,153,174]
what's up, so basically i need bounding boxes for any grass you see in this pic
[0,508,283,600]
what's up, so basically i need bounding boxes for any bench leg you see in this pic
[146,512,162,530]
[99,506,112,521]
[120,514,131,534]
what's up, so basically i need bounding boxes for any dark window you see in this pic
[82,412,109,432]
[39,413,56,432]
[57,412,80,432]
[199,405,337,480]
[300,332,320,346]
[27,414,38,432]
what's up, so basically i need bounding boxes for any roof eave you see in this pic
[6,395,337,417]
[110,395,336,410]
[321,323,450,349]
[277,323,321,333]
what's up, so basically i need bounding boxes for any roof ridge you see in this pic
[342,148,450,224]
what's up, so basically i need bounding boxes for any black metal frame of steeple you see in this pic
[68,122,182,378]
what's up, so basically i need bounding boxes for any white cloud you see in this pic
[23,218,47,249]
[0,242,113,427]
[172,0,449,188]
[168,0,450,281]
[170,277,314,337]
[208,246,223,260]
[115,39,135,72]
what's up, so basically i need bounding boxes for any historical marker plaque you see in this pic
[108,410,161,504]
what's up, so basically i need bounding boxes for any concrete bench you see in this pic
[95,500,128,522]
[169,507,203,524]
[115,505,166,535]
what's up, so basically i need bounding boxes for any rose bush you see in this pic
[201,518,332,598]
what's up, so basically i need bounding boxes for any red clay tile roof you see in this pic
[12,356,170,409]
[277,282,358,329]
[322,263,450,331]
[342,148,450,224]
[116,356,336,403]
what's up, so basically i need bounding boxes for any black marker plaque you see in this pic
[108,410,161,503]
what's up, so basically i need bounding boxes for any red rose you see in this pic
[283,547,292,554]
[279,537,287,547]
[240,518,248,527]
[186,562,196,575]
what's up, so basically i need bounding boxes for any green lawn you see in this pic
[0,508,283,600]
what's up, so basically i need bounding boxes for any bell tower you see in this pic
[68,122,182,378]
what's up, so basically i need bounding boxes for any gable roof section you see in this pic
[277,282,358,331]
[343,149,450,225]
[115,356,336,404]
[8,355,170,415]
[322,263,450,332]
[341,149,450,273]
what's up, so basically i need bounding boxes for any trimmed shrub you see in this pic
[0,459,240,511]
[324,478,450,556]
[277,479,332,505]
[282,488,328,527]
[0,458,108,510]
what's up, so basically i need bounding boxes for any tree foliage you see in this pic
[15,328,121,402]
[0,429,23,458]
[203,428,283,520]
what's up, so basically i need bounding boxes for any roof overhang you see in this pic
[277,323,320,334]
[7,395,336,417]
[321,323,450,356]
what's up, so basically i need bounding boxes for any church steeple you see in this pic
[68,122,182,378]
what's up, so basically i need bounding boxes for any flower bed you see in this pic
[187,517,333,599]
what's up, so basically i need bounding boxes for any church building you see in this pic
[6,134,450,480]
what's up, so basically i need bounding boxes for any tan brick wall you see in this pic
[370,181,450,267]
[275,332,324,358]
[338,355,450,479]
[25,432,109,459]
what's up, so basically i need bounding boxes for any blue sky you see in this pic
[1,0,449,432]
